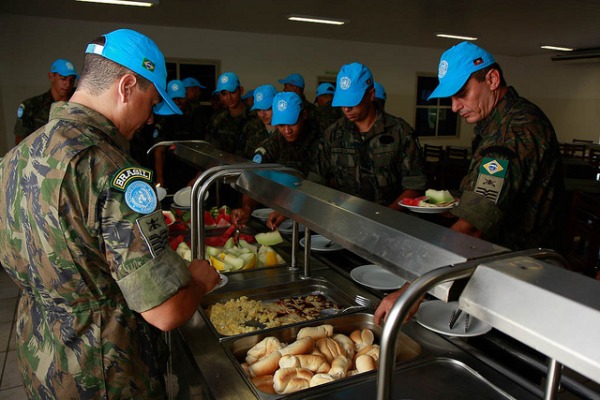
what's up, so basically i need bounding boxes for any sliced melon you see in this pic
[255,230,283,246]
[205,245,222,258]
[209,256,228,271]
[223,254,244,271]
[239,239,258,253]
[162,210,176,226]
[223,237,235,249]
[176,241,192,262]
[239,253,257,270]
[425,189,454,204]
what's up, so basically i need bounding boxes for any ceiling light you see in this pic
[76,0,158,7]
[288,14,348,26]
[541,45,574,52]
[436,33,478,41]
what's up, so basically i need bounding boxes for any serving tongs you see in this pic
[448,308,471,332]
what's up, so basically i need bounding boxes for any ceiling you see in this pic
[2,0,599,57]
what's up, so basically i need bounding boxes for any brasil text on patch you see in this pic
[111,166,153,192]
[474,157,508,204]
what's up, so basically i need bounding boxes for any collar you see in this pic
[475,86,519,136]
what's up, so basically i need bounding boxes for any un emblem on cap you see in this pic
[170,82,180,91]
[277,99,288,111]
[339,76,352,90]
[221,75,229,83]
[438,60,449,79]
[255,92,264,102]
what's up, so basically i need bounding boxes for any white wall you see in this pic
[1,14,599,155]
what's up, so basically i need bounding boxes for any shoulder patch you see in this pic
[136,210,168,257]
[111,166,154,191]
[479,157,508,178]
[125,181,157,214]
[474,157,509,204]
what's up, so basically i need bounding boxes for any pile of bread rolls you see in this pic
[241,324,380,395]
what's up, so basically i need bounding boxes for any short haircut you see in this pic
[471,63,507,87]
[77,36,152,95]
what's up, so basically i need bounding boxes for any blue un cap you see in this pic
[50,59,79,78]
[216,72,241,92]
[271,92,303,126]
[315,82,335,99]
[278,73,305,88]
[85,29,181,115]
[374,82,387,100]
[182,77,206,89]
[332,62,373,107]
[154,79,187,114]
[251,85,277,110]
[242,89,254,100]
[428,41,496,100]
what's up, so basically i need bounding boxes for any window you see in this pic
[165,59,221,102]
[414,75,459,137]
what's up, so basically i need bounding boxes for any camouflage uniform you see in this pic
[315,104,342,136]
[451,87,564,250]
[242,118,277,159]
[0,102,192,399]
[14,91,55,140]
[253,127,320,178]
[317,111,426,205]
[206,106,250,156]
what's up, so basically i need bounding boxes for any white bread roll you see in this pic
[332,333,355,359]
[309,373,335,387]
[296,324,334,340]
[316,337,345,364]
[246,336,283,364]
[279,354,330,373]
[355,354,377,373]
[328,355,352,379]
[346,369,360,377]
[249,350,281,377]
[363,344,380,362]
[273,367,313,394]
[251,374,275,394]
[350,329,374,351]
[279,337,315,356]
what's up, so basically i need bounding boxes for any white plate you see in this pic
[207,273,228,294]
[350,265,406,290]
[173,186,191,207]
[416,300,492,338]
[251,208,274,221]
[278,219,305,234]
[399,202,457,214]
[299,235,343,252]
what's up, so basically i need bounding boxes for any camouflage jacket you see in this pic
[13,90,55,140]
[451,87,564,250]
[206,106,250,156]
[253,127,320,178]
[242,118,277,160]
[0,102,191,399]
[317,111,426,205]
[315,103,343,136]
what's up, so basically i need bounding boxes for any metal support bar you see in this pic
[301,227,312,279]
[146,140,211,156]
[544,358,563,400]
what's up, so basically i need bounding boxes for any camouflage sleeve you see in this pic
[74,146,191,312]
[451,190,503,233]
[399,122,427,191]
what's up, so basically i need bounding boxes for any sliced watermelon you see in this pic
[162,210,176,226]
[401,196,428,206]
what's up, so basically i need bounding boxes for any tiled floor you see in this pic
[0,269,26,400]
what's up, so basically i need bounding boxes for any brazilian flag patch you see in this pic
[142,58,155,72]
[474,157,508,204]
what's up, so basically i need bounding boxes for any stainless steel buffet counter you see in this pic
[163,142,600,399]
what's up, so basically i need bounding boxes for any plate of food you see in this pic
[416,300,492,338]
[399,189,458,214]
[350,265,407,290]
[278,219,305,234]
[299,235,343,252]
[251,208,274,222]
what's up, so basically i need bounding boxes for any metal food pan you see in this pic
[221,312,422,400]
[200,278,362,340]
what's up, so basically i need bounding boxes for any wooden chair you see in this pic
[560,143,587,160]
[572,139,594,144]
[439,146,470,190]
[589,147,600,181]
[563,191,600,276]
[422,144,444,189]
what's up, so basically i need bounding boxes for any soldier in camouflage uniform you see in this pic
[232,92,320,226]
[0,29,219,399]
[427,41,564,250]
[318,62,426,207]
[13,59,78,145]
[314,82,343,136]
[206,72,250,156]
[241,84,279,159]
